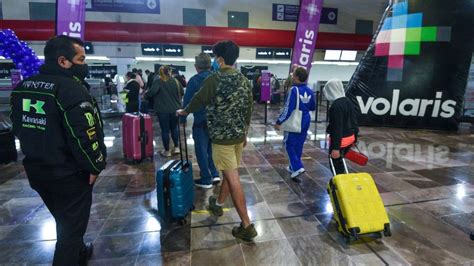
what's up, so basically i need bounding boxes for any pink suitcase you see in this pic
[122,113,154,162]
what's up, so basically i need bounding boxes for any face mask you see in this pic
[212,58,220,71]
[69,63,90,80]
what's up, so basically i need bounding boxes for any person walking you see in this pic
[323,79,359,175]
[145,65,184,157]
[123,71,140,113]
[275,67,316,179]
[177,40,257,241]
[180,53,220,188]
[10,35,106,265]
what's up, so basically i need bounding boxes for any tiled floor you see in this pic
[0,103,473,265]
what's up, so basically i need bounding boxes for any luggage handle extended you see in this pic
[329,155,349,176]
[176,121,189,170]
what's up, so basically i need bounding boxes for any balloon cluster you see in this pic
[0,29,42,79]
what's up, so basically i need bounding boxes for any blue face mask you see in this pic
[212,58,220,71]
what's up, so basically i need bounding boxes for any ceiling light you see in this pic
[324,50,342,61]
[86,56,110,61]
[340,50,357,61]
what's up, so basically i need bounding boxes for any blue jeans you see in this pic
[157,113,179,151]
[193,125,219,184]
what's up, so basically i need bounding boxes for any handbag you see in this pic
[280,86,302,133]
[345,144,368,166]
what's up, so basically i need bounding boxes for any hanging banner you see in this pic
[260,70,272,102]
[56,0,86,39]
[272,4,337,25]
[346,0,473,130]
[290,0,324,74]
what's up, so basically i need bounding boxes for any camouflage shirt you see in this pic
[184,67,253,145]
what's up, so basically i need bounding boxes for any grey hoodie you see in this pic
[323,79,345,102]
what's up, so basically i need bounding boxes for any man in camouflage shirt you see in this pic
[177,40,257,241]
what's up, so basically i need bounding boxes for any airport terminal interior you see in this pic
[0,0,473,265]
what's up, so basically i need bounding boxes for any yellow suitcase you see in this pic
[327,158,391,244]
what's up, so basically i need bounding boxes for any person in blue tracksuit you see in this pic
[180,52,220,188]
[275,67,316,179]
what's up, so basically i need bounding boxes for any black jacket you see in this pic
[125,79,140,113]
[327,97,359,150]
[10,64,107,180]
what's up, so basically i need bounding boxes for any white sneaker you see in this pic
[160,150,171,157]
[212,176,221,183]
[285,166,293,174]
[172,147,180,155]
[291,168,305,178]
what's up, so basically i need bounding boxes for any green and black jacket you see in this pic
[10,64,107,180]
[184,67,253,145]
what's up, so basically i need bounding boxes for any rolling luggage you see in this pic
[156,123,194,223]
[0,129,17,164]
[327,157,391,244]
[122,113,154,162]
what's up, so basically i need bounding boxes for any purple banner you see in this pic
[273,4,337,24]
[260,70,271,102]
[56,0,86,39]
[10,69,22,88]
[290,0,324,74]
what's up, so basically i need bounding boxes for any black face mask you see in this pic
[68,63,90,80]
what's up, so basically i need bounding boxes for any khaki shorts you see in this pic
[212,143,244,170]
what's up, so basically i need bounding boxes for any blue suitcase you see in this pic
[156,124,194,223]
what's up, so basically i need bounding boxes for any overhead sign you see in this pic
[256,48,292,59]
[346,0,473,130]
[141,44,163,56]
[256,48,274,59]
[290,0,324,74]
[272,4,337,25]
[86,0,160,14]
[0,63,14,79]
[89,65,117,78]
[163,45,183,56]
[201,46,214,57]
[274,48,292,59]
[84,42,94,54]
[56,0,86,39]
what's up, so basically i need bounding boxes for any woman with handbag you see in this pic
[275,67,316,179]
[323,78,359,175]
[145,65,184,157]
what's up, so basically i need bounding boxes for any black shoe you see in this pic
[79,242,93,265]
[232,223,257,241]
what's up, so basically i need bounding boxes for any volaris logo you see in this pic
[375,0,451,81]
[23,99,45,115]
[356,90,456,118]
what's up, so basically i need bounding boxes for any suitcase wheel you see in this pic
[374,232,383,239]
[178,219,187,226]
[344,235,359,244]
[470,232,474,241]
[191,205,195,211]
[383,224,392,237]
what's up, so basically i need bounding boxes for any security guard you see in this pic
[10,35,106,265]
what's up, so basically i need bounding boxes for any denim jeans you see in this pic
[157,113,179,151]
[193,125,219,184]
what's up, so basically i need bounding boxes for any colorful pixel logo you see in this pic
[375,1,451,81]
